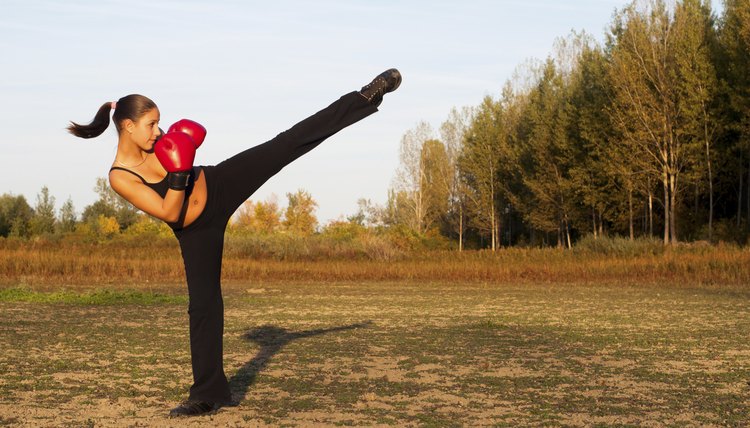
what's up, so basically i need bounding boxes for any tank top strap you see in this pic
[109,166,147,184]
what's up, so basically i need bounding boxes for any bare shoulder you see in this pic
[108,168,142,197]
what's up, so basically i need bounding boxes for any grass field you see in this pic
[1,279,749,427]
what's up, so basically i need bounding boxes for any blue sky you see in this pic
[0,0,723,224]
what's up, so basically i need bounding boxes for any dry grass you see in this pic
[1,238,749,288]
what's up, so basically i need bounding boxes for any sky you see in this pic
[0,0,724,225]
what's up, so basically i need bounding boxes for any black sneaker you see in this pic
[359,68,402,106]
[168,399,220,417]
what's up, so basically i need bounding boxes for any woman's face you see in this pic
[128,108,161,151]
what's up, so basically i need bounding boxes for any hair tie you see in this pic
[111,101,117,110]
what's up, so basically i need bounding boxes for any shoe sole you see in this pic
[168,405,222,417]
[385,68,402,93]
[168,409,219,418]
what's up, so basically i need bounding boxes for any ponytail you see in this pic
[67,94,157,139]
[67,102,113,138]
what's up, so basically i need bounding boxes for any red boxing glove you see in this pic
[155,132,196,190]
[168,119,206,149]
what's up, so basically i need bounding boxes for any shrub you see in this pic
[320,221,367,243]
[573,234,664,257]
[697,219,750,245]
[123,216,174,239]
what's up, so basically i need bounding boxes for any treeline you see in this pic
[386,0,750,249]
[0,181,358,242]
[0,179,171,241]
[0,179,445,259]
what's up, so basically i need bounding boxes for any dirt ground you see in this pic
[1,282,749,427]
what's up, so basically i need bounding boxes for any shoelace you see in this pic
[362,77,388,102]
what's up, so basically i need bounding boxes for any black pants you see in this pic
[172,91,378,402]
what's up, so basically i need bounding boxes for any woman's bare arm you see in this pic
[109,171,185,223]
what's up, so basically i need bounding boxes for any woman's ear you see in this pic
[123,119,135,134]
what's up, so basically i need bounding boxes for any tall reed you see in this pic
[1,236,747,288]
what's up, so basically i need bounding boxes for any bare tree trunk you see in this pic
[414,184,424,235]
[662,171,671,245]
[598,210,604,237]
[490,165,497,250]
[628,186,634,240]
[496,211,501,250]
[705,141,713,242]
[737,154,743,228]
[670,172,678,245]
[648,189,653,237]
[497,198,503,249]
[497,211,505,249]
[507,206,513,246]
[694,184,699,220]
[592,207,597,238]
[490,204,497,251]
[458,203,463,252]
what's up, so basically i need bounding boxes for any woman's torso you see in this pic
[109,154,207,228]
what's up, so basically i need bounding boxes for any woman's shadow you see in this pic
[228,321,372,403]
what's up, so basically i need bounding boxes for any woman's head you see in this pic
[68,94,159,141]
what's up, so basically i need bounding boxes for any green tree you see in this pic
[607,0,711,244]
[57,197,77,234]
[496,81,535,246]
[567,44,619,238]
[421,139,451,233]
[0,194,33,238]
[717,0,750,230]
[459,96,504,250]
[81,200,117,224]
[30,186,56,236]
[520,59,577,248]
[673,0,718,240]
[82,178,139,230]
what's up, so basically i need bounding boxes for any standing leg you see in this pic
[173,219,232,406]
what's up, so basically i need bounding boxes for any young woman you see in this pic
[67,69,401,417]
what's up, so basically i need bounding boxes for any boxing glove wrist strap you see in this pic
[167,171,191,191]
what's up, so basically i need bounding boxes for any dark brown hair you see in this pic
[67,94,157,139]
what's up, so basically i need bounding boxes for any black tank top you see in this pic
[108,166,197,198]
[109,166,198,230]
[109,167,170,197]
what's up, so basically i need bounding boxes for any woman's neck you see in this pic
[115,140,148,168]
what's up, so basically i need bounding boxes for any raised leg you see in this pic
[211,91,379,219]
